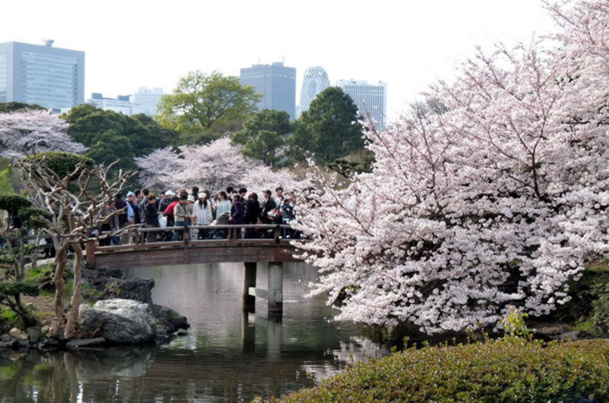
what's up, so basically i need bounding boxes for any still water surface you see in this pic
[0,263,386,402]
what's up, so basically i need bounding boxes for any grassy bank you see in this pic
[261,337,609,402]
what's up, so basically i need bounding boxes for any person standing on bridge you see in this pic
[144,195,160,243]
[259,190,277,239]
[172,194,191,242]
[229,193,245,239]
[158,191,174,214]
[100,200,120,246]
[244,192,260,239]
[193,193,212,239]
[214,191,232,239]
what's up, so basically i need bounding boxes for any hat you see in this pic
[199,193,207,198]
[126,191,135,197]
[187,195,195,202]
[165,190,175,196]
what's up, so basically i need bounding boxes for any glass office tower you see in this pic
[298,66,330,117]
[240,62,296,120]
[0,41,85,112]
[337,80,387,129]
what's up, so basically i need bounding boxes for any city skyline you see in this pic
[1,0,556,121]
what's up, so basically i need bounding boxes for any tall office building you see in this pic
[337,80,387,129]
[240,62,296,119]
[0,41,85,112]
[298,66,330,117]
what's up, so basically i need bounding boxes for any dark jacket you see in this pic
[282,201,295,221]
[127,200,141,224]
[259,197,276,224]
[230,200,245,224]
[145,203,159,227]
[114,197,127,228]
[158,197,172,214]
[244,199,260,224]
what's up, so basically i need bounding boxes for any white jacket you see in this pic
[192,201,213,225]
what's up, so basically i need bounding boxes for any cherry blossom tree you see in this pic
[135,137,311,193]
[133,146,180,190]
[240,165,312,193]
[0,110,87,159]
[294,0,609,334]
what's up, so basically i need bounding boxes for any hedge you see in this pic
[263,338,609,402]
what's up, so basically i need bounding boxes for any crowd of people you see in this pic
[100,186,300,245]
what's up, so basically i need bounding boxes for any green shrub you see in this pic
[265,338,609,402]
[548,263,609,334]
[593,281,609,333]
[23,152,93,179]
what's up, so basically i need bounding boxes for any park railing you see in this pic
[91,223,299,254]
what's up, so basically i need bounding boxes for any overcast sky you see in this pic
[2,0,557,121]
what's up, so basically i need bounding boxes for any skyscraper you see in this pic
[337,80,387,129]
[0,41,85,112]
[240,62,296,119]
[298,66,330,117]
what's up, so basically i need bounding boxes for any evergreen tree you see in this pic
[231,109,291,168]
[291,87,364,165]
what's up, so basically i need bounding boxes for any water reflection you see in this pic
[0,263,388,402]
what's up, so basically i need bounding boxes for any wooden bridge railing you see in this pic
[86,223,303,269]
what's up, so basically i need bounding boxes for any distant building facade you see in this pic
[337,80,387,129]
[87,93,139,115]
[298,66,330,117]
[0,41,85,112]
[131,87,163,116]
[87,87,163,116]
[240,62,296,119]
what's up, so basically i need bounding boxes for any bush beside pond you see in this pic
[264,338,609,402]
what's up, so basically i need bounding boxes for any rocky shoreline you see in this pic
[0,264,190,351]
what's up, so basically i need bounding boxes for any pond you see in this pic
[0,262,387,402]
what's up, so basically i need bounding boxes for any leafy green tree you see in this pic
[156,71,261,145]
[86,130,136,170]
[0,102,45,113]
[231,109,291,168]
[61,105,178,180]
[290,87,364,165]
[0,159,15,193]
[131,114,179,152]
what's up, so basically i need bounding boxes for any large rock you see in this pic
[149,304,190,336]
[9,328,28,340]
[111,278,154,304]
[77,299,156,344]
[82,265,154,304]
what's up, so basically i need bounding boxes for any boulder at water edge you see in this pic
[77,299,156,344]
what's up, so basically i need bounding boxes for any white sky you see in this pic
[1,0,557,121]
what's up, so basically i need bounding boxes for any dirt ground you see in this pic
[22,294,56,326]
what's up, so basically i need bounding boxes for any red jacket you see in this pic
[164,201,179,216]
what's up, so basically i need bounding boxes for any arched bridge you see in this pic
[85,224,306,313]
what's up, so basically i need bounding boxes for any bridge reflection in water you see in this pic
[0,262,388,402]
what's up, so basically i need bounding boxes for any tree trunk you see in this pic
[53,245,70,326]
[64,242,83,339]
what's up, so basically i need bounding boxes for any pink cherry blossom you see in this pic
[294,0,609,334]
